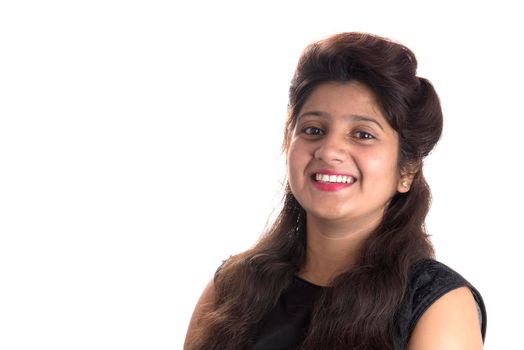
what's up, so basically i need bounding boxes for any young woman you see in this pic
[184,32,487,350]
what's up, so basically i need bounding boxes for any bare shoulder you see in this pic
[184,279,216,350]
[407,286,484,350]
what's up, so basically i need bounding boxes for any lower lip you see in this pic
[311,179,354,192]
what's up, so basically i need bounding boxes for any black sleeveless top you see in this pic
[248,259,487,350]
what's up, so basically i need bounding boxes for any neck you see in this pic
[298,214,381,286]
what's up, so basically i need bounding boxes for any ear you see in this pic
[397,160,421,193]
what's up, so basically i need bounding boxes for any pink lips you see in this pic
[311,169,356,192]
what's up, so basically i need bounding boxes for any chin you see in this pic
[308,209,351,222]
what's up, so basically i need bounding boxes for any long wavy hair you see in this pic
[188,32,443,350]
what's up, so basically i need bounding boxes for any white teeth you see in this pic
[314,173,354,184]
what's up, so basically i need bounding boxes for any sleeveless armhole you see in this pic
[401,260,487,347]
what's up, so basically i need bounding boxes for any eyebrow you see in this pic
[298,110,385,131]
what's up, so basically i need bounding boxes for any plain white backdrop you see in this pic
[1,1,522,349]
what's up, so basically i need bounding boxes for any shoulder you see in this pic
[399,259,487,349]
[184,279,216,350]
[408,286,483,349]
[408,259,484,319]
[184,256,239,349]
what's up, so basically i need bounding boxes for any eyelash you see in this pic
[354,131,375,140]
[301,127,375,140]
[302,126,325,136]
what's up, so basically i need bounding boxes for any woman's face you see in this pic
[286,81,409,228]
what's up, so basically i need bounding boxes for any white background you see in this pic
[1,1,522,349]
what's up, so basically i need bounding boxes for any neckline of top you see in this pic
[294,275,326,289]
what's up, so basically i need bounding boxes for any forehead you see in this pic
[299,81,384,120]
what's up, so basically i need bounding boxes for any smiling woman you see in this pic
[287,82,404,241]
[184,32,486,350]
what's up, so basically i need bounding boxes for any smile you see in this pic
[314,173,355,184]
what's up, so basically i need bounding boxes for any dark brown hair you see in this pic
[188,32,443,350]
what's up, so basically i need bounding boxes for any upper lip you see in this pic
[310,169,357,178]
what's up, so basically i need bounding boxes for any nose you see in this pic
[314,133,348,164]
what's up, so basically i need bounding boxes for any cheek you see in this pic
[363,151,399,182]
[287,142,309,183]
[286,145,299,181]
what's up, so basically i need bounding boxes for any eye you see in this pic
[302,126,325,136]
[354,131,375,140]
